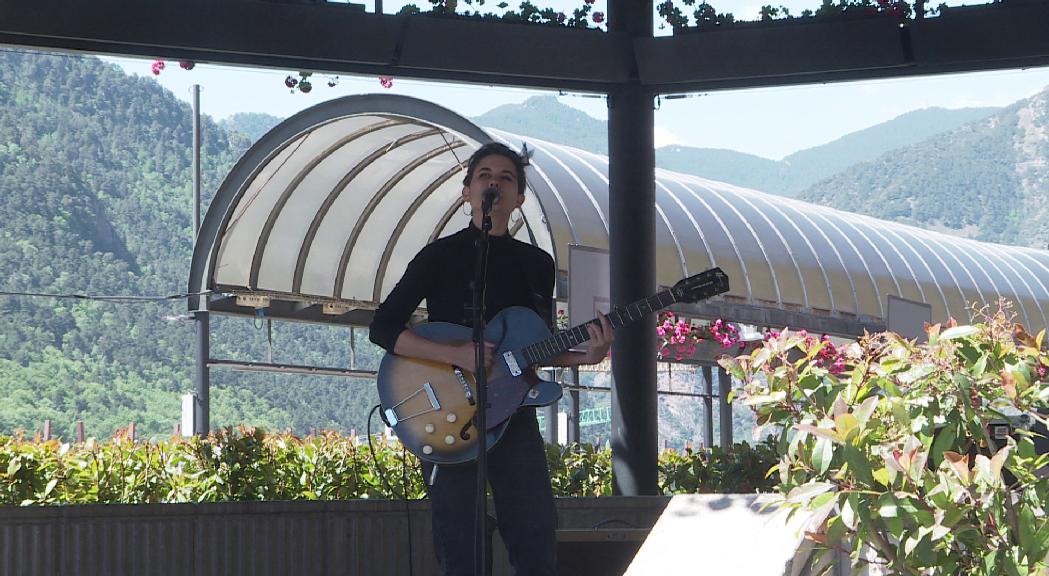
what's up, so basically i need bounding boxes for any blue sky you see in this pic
[102,0,1049,160]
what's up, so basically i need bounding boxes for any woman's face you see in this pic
[462,153,524,233]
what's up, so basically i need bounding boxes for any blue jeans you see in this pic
[422,410,557,576]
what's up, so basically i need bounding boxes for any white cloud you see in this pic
[654,125,683,148]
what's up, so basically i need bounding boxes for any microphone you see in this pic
[481,185,499,215]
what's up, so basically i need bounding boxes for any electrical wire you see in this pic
[366,403,416,576]
[0,289,212,304]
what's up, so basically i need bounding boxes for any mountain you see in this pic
[475,96,999,197]
[474,95,610,154]
[0,50,381,439]
[220,112,284,143]
[655,146,788,193]
[779,106,999,196]
[797,88,1049,248]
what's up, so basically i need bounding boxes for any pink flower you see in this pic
[151,60,165,76]
[379,76,394,89]
[592,11,605,22]
[179,61,195,70]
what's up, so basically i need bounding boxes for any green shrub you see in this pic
[722,305,1049,575]
[0,426,777,505]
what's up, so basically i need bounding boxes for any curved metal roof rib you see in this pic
[189,94,1049,336]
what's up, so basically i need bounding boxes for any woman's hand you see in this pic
[447,340,495,371]
[582,314,614,364]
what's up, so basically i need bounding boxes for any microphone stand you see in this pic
[473,191,495,576]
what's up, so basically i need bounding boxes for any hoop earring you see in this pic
[510,208,522,224]
[461,201,472,217]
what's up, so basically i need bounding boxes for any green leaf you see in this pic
[841,493,858,530]
[853,396,879,427]
[811,491,836,509]
[786,481,834,505]
[1032,518,1049,563]
[812,437,833,475]
[930,418,958,466]
[842,445,875,486]
[1018,506,1037,559]
[742,391,786,406]
[834,413,859,442]
[796,423,841,443]
[877,493,898,518]
[940,325,980,341]
[1001,552,1022,576]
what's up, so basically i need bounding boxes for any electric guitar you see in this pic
[375,267,730,464]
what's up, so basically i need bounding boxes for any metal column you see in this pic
[718,367,733,448]
[608,0,656,496]
[543,369,558,443]
[566,367,581,445]
[702,365,714,449]
[191,84,210,436]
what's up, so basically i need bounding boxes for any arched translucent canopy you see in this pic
[188,94,1049,335]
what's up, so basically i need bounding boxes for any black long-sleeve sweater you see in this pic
[368,224,556,352]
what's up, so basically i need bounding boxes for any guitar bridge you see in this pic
[384,382,441,427]
[502,351,522,376]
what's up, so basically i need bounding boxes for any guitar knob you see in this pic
[424,423,435,434]
[422,445,433,455]
[444,435,455,445]
[446,413,457,423]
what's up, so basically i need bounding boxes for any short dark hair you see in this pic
[462,142,529,195]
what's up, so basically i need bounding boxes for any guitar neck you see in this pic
[519,290,677,367]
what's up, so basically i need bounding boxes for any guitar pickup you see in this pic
[453,367,475,406]
[502,351,522,377]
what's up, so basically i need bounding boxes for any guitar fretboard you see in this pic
[520,290,676,367]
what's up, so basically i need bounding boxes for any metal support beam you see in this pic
[543,369,558,444]
[701,365,714,450]
[4,0,1049,94]
[194,310,210,435]
[566,368,581,445]
[718,367,733,448]
[609,0,656,497]
[0,0,627,92]
[191,84,209,437]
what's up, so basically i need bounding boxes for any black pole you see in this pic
[191,84,209,436]
[473,201,495,576]
[702,365,714,449]
[719,367,733,448]
[567,368,581,445]
[608,0,657,496]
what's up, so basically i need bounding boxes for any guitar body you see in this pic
[376,306,562,465]
[376,266,730,464]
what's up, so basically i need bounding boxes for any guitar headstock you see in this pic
[671,267,730,303]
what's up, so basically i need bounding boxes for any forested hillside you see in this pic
[798,88,1049,247]
[475,95,610,153]
[220,112,283,143]
[0,50,381,439]
[476,95,998,197]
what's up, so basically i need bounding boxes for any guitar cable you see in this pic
[367,403,417,576]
